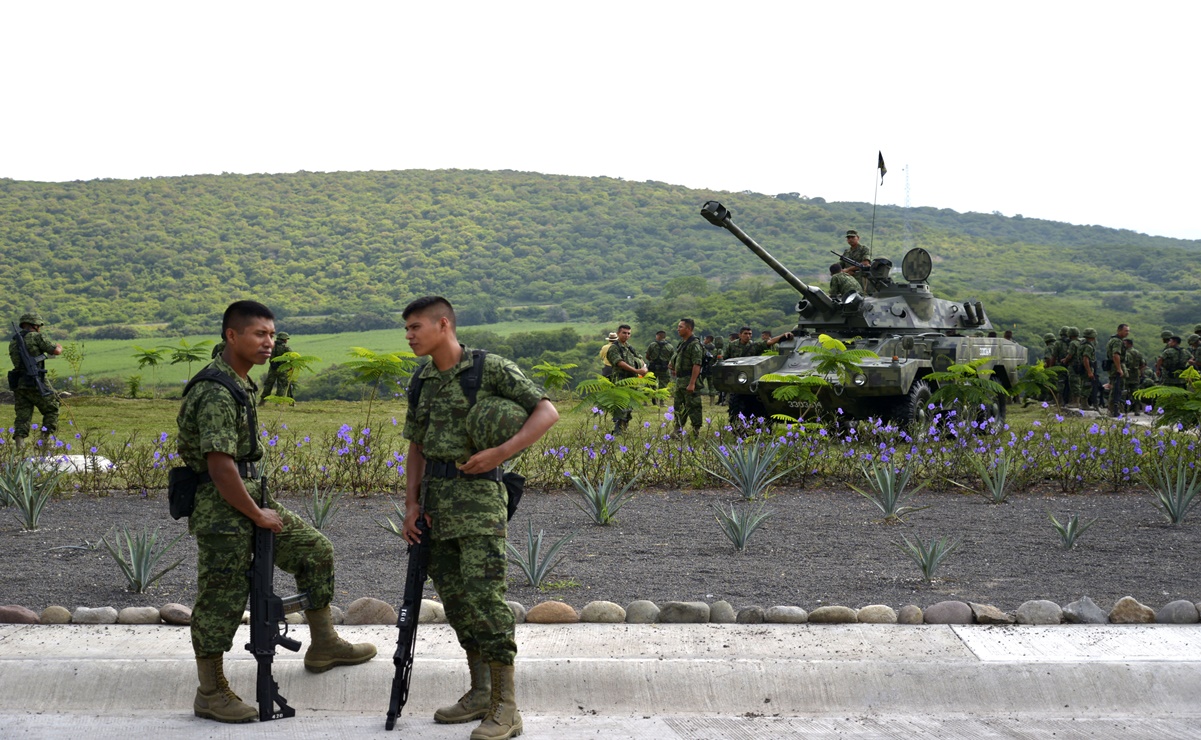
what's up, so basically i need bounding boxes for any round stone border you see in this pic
[2,595,1198,627]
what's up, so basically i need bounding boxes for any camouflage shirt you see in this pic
[1079,341,1096,373]
[605,341,642,381]
[1160,346,1189,378]
[403,345,545,540]
[1124,348,1144,375]
[669,336,704,385]
[645,339,674,366]
[176,357,266,536]
[843,243,869,264]
[8,329,57,388]
[724,339,769,359]
[829,272,860,299]
[1104,336,1125,372]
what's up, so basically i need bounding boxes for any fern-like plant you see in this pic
[346,347,419,429]
[851,458,930,523]
[1048,512,1096,550]
[1142,455,1201,525]
[797,334,879,387]
[1133,367,1201,428]
[897,534,961,583]
[575,373,667,419]
[506,519,577,590]
[569,465,640,525]
[926,357,1011,418]
[101,526,186,593]
[712,501,773,552]
[1012,361,1067,409]
[702,439,795,500]
[531,361,578,394]
[264,351,322,404]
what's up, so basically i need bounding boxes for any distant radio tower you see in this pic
[903,164,914,250]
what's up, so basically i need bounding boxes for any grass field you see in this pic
[55,319,610,389]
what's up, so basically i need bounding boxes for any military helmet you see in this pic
[18,312,44,327]
[276,332,290,342]
[1068,326,1080,338]
[1059,326,1069,336]
[1187,334,1201,345]
[1082,328,1097,339]
[466,395,530,455]
[1161,330,1173,340]
[1193,324,1201,335]
[1043,333,1056,343]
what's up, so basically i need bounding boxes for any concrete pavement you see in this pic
[2,622,1200,738]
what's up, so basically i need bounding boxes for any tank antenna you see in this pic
[869,151,886,260]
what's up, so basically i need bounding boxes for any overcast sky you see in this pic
[3,2,1197,239]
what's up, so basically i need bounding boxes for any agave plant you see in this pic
[851,458,930,523]
[702,439,795,501]
[506,519,577,590]
[897,534,961,583]
[712,501,773,552]
[1048,512,1097,550]
[569,464,640,525]
[101,526,186,594]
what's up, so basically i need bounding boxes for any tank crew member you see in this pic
[178,301,376,724]
[606,324,647,433]
[828,263,861,300]
[260,331,293,401]
[400,295,559,740]
[842,230,869,266]
[8,312,62,447]
[644,330,674,404]
[669,318,705,435]
[724,326,794,422]
[1105,324,1129,417]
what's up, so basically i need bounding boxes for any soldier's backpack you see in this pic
[407,350,524,520]
[168,366,259,520]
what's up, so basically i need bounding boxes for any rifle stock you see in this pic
[385,514,431,730]
[245,474,311,722]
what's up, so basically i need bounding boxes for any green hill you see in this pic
[2,169,1199,359]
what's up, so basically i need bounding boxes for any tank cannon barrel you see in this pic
[701,201,832,311]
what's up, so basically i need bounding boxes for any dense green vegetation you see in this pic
[3,169,1199,363]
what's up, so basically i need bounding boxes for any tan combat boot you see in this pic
[470,662,523,740]
[434,650,491,724]
[303,606,377,673]
[193,653,257,723]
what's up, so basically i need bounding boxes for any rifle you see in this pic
[9,322,53,397]
[830,251,866,271]
[385,514,431,731]
[245,474,311,722]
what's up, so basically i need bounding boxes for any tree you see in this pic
[344,347,418,430]
[166,339,213,379]
[131,346,167,397]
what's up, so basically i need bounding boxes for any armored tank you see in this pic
[700,201,1027,427]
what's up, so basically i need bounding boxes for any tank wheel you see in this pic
[894,380,933,430]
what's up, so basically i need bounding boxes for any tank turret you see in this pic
[700,201,1028,426]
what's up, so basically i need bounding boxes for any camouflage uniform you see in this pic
[701,340,720,399]
[644,338,674,394]
[403,345,545,665]
[724,339,770,421]
[1123,344,1144,405]
[1159,344,1189,388]
[259,335,292,400]
[1079,330,1099,409]
[8,321,60,440]
[605,340,642,431]
[177,356,336,657]
[829,271,860,299]
[1104,333,1126,416]
[1062,328,1081,405]
[669,337,705,433]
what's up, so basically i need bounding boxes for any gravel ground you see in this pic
[1,484,1198,615]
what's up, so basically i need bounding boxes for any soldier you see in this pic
[669,318,705,435]
[1042,333,1058,366]
[1079,328,1100,410]
[1105,324,1129,417]
[644,330,674,405]
[1158,336,1189,388]
[259,331,293,401]
[210,341,226,359]
[724,326,794,422]
[828,263,861,300]
[701,335,720,401]
[8,312,62,447]
[1122,338,1145,407]
[606,324,647,433]
[177,301,375,724]
[400,296,558,740]
[1157,330,1173,378]
[1062,327,1081,407]
[842,229,869,266]
[1186,334,1201,369]
[1052,326,1070,404]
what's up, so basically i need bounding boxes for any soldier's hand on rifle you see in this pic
[401,502,432,546]
[255,507,283,533]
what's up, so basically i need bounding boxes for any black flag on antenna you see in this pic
[877,151,887,185]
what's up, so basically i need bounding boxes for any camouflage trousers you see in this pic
[259,371,293,400]
[191,505,335,656]
[12,386,59,438]
[673,383,703,432]
[428,534,516,665]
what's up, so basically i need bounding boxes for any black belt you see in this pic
[197,460,260,484]
[424,459,504,483]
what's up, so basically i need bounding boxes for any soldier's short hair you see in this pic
[617,324,631,332]
[679,318,695,330]
[704,335,714,341]
[1117,323,1129,332]
[740,326,752,334]
[403,296,456,327]
[655,330,666,337]
[222,301,274,338]
[829,263,843,275]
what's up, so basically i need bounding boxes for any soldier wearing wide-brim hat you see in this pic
[8,312,63,446]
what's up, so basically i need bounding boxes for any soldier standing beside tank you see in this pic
[669,318,705,435]
[606,324,647,434]
[1105,324,1129,417]
[400,296,558,740]
[644,330,674,406]
[177,301,376,724]
[259,331,293,401]
[8,312,62,447]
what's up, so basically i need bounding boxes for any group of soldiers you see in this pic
[1041,323,1201,417]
